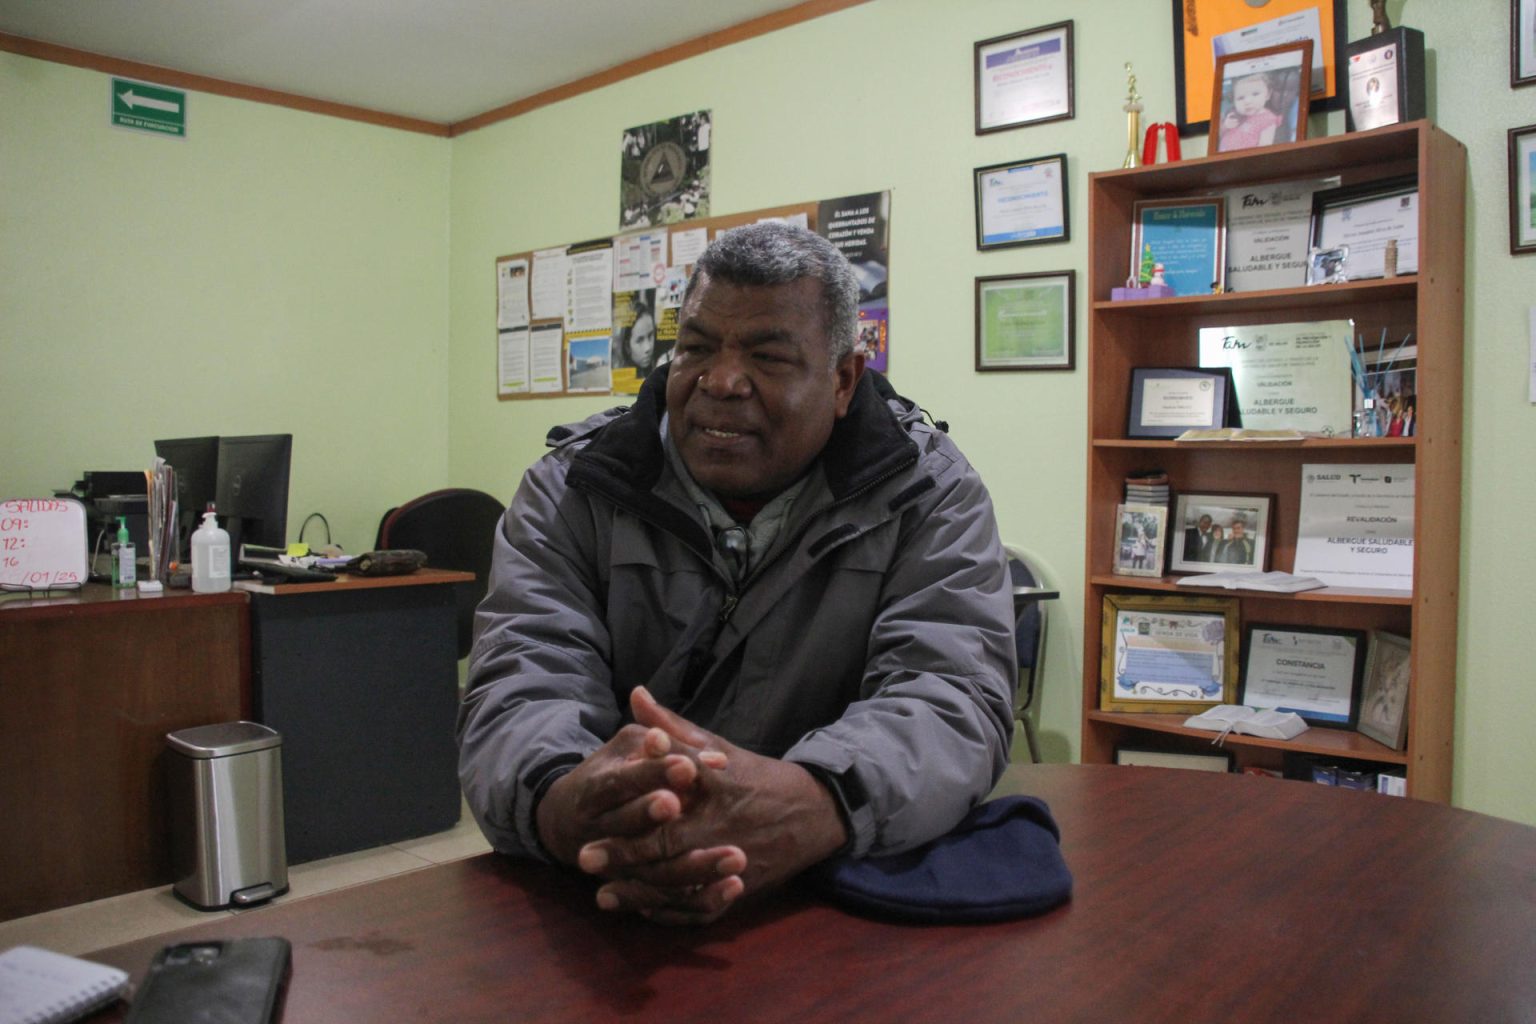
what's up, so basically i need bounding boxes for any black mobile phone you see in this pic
[124,937,291,1024]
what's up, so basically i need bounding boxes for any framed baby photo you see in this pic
[1169,492,1274,575]
[1210,41,1313,154]
[1112,503,1169,578]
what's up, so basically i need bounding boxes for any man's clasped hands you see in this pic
[534,686,849,925]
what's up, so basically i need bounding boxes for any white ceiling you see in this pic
[0,0,810,125]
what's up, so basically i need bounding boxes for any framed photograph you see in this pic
[1510,124,1536,255]
[1115,747,1233,772]
[1100,592,1239,714]
[1113,504,1170,578]
[1310,176,1419,279]
[1131,198,1225,298]
[1210,41,1312,154]
[1305,244,1350,285]
[974,154,1069,250]
[1127,367,1234,439]
[1239,624,1367,729]
[1515,0,1536,87]
[1173,0,1347,135]
[974,271,1075,371]
[1358,630,1411,750]
[1344,27,1426,132]
[974,21,1075,134]
[1169,492,1274,575]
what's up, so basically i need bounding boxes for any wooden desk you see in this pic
[0,586,248,921]
[85,765,1536,1022]
[241,569,471,863]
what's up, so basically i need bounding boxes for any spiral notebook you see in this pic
[0,946,129,1024]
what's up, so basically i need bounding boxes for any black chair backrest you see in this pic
[378,488,505,659]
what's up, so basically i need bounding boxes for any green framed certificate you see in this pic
[974,270,1075,371]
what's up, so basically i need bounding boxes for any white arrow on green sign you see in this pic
[112,79,186,137]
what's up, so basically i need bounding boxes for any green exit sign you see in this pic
[111,78,186,137]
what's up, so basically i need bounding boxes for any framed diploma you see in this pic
[1310,176,1419,279]
[1359,630,1412,750]
[974,21,1075,134]
[1239,624,1367,728]
[1131,198,1225,298]
[1169,491,1274,575]
[1510,124,1536,255]
[974,154,1069,250]
[1172,0,1347,136]
[1127,367,1234,438]
[1210,41,1312,154]
[1100,593,1239,714]
[1515,0,1536,87]
[1344,27,1426,132]
[974,271,1075,371]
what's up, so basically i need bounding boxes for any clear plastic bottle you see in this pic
[111,515,137,589]
[191,508,232,593]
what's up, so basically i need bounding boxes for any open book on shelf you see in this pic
[1175,571,1325,593]
[1174,428,1310,442]
[1184,705,1309,740]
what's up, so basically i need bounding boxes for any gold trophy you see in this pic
[1123,63,1143,169]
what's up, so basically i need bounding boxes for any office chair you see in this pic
[1004,545,1058,764]
[375,489,506,660]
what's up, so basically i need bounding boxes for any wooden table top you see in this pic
[85,764,1536,1023]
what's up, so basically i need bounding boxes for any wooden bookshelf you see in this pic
[1081,122,1466,801]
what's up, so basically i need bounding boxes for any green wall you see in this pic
[2,53,451,552]
[5,0,1531,826]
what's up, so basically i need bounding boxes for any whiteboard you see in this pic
[0,497,89,589]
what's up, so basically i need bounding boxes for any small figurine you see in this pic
[1149,264,1168,287]
[1123,62,1144,169]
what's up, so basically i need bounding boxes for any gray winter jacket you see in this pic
[457,369,1016,861]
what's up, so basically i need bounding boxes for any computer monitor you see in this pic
[214,434,293,556]
[154,436,220,558]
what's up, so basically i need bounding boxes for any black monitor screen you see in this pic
[214,434,292,555]
[154,436,220,557]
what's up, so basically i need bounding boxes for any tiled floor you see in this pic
[0,805,491,958]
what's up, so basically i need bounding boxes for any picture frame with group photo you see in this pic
[1170,492,1274,575]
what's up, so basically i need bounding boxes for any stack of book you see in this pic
[1124,470,1169,506]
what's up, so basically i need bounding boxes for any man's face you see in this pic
[1198,515,1212,532]
[1230,521,1246,539]
[666,273,863,501]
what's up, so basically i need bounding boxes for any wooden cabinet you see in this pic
[1080,122,1465,800]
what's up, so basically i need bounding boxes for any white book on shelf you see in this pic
[1184,705,1309,740]
[1175,570,1326,592]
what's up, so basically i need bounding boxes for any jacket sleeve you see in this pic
[456,454,621,859]
[783,441,1017,858]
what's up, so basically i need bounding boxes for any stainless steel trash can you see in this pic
[166,721,288,910]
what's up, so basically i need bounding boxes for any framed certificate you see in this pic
[1515,0,1536,88]
[974,271,1075,371]
[1100,593,1239,714]
[1239,624,1367,728]
[974,21,1075,134]
[1344,27,1426,132]
[1196,321,1355,437]
[1127,367,1233,438]
[974,154,1069,250]
[1310,176,1419,280]
[1510,123,1536,255]
[1131,198,1225,298]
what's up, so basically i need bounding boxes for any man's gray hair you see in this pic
[684,221,859,364]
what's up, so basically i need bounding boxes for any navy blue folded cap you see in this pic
[808,795,1072,924]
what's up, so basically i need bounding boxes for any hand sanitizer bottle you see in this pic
[191,507,232,593]
[112,516,137,589]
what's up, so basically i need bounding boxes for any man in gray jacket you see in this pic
[459,222,1015,925]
